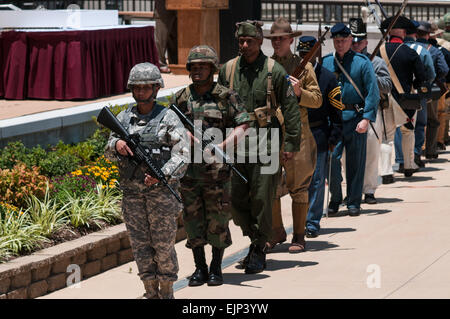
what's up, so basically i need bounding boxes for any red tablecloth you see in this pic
[0,26,159,100]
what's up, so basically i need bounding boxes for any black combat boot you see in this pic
[207,247,224,286]
[237,244,255,269]
[244,245,266,274]
[188,246,209,287]
[414,154,425,168]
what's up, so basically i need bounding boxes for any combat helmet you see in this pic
[186,45,219,72]
[127,62,165,89]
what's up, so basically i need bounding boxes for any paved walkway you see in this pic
[3,55,449,299]
[40,148,450,299]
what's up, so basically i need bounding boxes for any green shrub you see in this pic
[0,141,28,169]
[53,140,95,165]
[85,128,110,160]
[26,145,48,168]
[0,163,49,209]
[38,152,81,177]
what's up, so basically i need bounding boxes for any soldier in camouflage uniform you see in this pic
[172,45,250,287]
[106,62,190,299]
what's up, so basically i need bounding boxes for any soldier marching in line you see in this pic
[350,18,392,204]
[296,36,343,238]
[416,21,449,161]
[106,63,190,299]
[218,20,302,274]
[395,20,448,171]
[263,17,323,253]
[428,23,450,153]
[172,45,250,287]
[401,20,436,171]
[436,15,450,147]
[323,23,380,217]
[378,16,429,178]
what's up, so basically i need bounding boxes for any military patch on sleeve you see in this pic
[328,86,344,110]
[286,85,295,98]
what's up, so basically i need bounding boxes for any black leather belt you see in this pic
[309,120,325,128]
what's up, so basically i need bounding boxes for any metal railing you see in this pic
[1,0,449,23]
[261,1,450,24]
[0,1,154,10]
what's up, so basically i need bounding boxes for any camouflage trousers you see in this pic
[180,178,232,249]
[121,186,181,282]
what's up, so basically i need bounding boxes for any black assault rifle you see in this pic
[97,106,183,203]
[169,103,248,184]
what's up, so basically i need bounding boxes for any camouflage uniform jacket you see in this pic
[106,103,190,193]
[173,82,251,182]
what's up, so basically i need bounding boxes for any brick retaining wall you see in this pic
[0,215,186,299]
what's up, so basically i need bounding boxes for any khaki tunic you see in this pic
[273,53,322,203]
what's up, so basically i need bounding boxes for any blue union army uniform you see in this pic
[322,23,380,215]
[296,36,343,236]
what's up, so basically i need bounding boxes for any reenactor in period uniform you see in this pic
[401,20,436,170]
[263,17,322,253]
[322,23,380,217]
[350,18,392,204]
[439,13,450,42]
[378,16,428,177]
[172,45,250,286]
[415,21,448,161]
[430,17,450,145]
[218,20,301,274]
[428,23,450,152]
[106,63,190,299]
[296,36,343,238]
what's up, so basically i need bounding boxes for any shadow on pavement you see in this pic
[265,259,318,271]
[418,167,444,172]
[394,175,434,182]
[268,241,340,253]
[425,158,448,164]
[375,197,403,203]
[361,209,392,216]
[319,227,356,235]
[222,273,270,288]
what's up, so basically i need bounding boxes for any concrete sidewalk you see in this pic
[41,149,450,299]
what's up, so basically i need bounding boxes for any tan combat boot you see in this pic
[159,281,174,299]
[142,279,159,299]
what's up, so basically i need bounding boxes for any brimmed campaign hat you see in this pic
[263,17,303,39]
[349,18,367,43]
[430,22,444,36]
